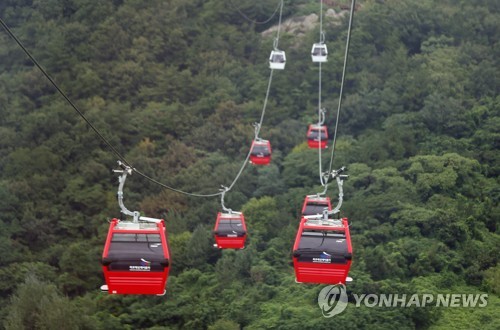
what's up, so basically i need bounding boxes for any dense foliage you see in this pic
[0,0,498,328]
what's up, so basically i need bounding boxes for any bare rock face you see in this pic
[261,10,349,39]
[261,13,319,38]
[326,8,350,19]
[325,8,337,17]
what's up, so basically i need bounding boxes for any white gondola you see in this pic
[269,50,286,70]
[311,43,328,63]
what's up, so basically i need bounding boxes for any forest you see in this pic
[0,0,499,329]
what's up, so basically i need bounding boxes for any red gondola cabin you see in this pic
[102,218,170,295]
[250,140,272,165]
[213,212,247,249]
[301,195,332,216]
[307,124,328,149]
[293,216,352,284]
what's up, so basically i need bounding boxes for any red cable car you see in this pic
[293,216,352,284]
[250,139,272,165]
[101,218,171,295]
[301,195,332,216]
[213,212,247,249]
[307,124,328,149]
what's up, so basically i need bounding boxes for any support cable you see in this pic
[317,0,326,187]
[228,63,274,191]
[275,0,284,49]
[222,0,283,196]
[0,18,131,168]
[325,0,356,182]
[229,0,283,25]
[0,3,285,200]
[1,15,226,198]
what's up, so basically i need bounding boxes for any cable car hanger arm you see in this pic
[330,167,348,215]
[220,186,241,214]
[307,166,348,222]
[114,161,162,223]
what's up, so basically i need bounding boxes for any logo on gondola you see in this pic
[129,258,151,271]
[313,252,332,263]
[318,284,348,317]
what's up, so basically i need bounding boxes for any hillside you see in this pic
[0,0,498,329]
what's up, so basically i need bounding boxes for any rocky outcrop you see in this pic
[261,10,349,38]
[261,13,319,38]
